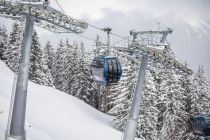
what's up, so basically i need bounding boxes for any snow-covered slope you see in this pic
[0,60,130,140]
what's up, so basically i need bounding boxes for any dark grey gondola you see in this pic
[192,115,210,137]
[91,55,122,86]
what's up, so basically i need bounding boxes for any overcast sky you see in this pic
[0,0,210,81]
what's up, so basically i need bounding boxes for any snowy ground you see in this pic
[0,61,138,140]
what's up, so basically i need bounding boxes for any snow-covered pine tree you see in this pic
[52,40,67,91]
[62,39,76,93]
[70,42,97,106]
[155,66,169,137]
[69,42,82,96]
[43,40,54,75]
[175,62,197,140]
[158,68,188,140]
[3,22,23,72]
[41,52,54,87]
[190,66,210,116]
[94,35,104,56]
[29,30,48,85]
[0,25,8,60]
[42,40,55,87]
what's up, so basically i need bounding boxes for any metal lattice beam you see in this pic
[111,45,193,75]
[0,0,88,33]
[130,28,173,45]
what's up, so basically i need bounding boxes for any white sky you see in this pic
[50,0,142,20]
[50,0,210,29]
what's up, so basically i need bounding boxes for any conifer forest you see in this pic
[1,22,210,140]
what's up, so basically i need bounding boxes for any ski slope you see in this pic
[0,61,137,140]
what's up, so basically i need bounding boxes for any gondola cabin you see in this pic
[192,115,210,137]
[91,56,122,86]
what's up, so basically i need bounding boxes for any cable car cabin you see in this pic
[91,56,122,86]
[192,115,210,137]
